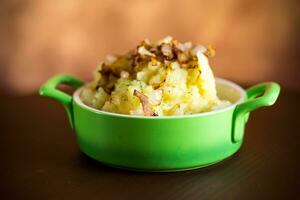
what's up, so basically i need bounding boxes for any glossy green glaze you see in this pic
[39,75,84,128]
[39,75,280,171]
[232,82,280,143]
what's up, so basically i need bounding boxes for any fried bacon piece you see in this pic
[133,89,157,116]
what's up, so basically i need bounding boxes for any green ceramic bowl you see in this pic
[40,75,280,172]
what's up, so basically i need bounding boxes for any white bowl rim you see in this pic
[73,77,246,119]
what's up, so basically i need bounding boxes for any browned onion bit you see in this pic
[133,89,157,116]
[177,52,189,63]
[204,46,216,57]
[160,43,174,60]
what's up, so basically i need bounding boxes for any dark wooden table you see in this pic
[0,89,299,200]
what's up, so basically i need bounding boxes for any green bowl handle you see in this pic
[39,75,84,129]
[232,82,280,143]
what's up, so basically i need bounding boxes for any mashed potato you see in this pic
[80,36,230,116]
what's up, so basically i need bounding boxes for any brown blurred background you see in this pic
[0,0,299,94]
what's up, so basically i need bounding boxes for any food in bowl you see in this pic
[40,37,280,171]
[80,36,230,116]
